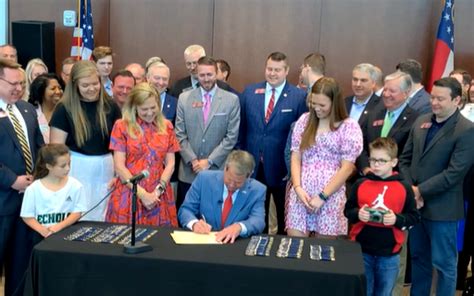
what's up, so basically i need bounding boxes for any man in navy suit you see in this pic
[179,150,266,243]
[0,59,44,295]
[111,70,135,110]
[146,61,178,123]
[239,52,307,234]
[400,78,474,295]
[396,59,431,114]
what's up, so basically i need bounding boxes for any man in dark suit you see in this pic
[146,61,178,123]
[0,59,44,295]
[111,70,135,110]
[357,71,418,174]
[345,63,381,128]
[179,150,266,243]
[396,59,431,114]
[399,77,474,296]
[239,52,307,234]
[169,44,236,98]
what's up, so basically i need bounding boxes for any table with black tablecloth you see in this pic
[24,222,366,296]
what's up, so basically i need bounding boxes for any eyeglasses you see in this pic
[0,77,26,88]
[368,158,391,165]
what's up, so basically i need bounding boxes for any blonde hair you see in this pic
[62,60,112,147]
[122,82,166,138]
[25,58,48,99]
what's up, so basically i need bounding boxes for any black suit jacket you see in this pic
[169,75,237,98]
[399,110,474,220]
[357,104,418,171]
[0,100,44,215]
[344,93,381,127]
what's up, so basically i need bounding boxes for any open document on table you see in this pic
[170,231,222,244]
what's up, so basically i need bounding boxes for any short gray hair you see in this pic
[225,150,255,177]
[353,63,377,82]
[184,44,206,57]
[384,71,412,93]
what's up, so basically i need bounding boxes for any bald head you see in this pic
[0,44,18,63]
[125,63,145,84]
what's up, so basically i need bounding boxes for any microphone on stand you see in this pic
[121,170,150,185]
[123,169,153,254]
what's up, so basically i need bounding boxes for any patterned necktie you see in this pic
[7,104,33,174]
[380,111,393,137]
[265,88,275,123]
[203,92,211,125]
[221,190,234,228]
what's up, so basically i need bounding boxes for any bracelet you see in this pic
[318,192,329,201]
[159,179,167,187]
[155,183,165,195]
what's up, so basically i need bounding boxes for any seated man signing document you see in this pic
[178,150,266,243]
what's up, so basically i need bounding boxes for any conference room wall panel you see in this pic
[109,0,214,83]
[9,0,474,95]
[212,0,322,92]
[9,0,110,73]
[319,0,440,94]
[454,0,474,77]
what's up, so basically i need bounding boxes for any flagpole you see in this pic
[75,0,81,60]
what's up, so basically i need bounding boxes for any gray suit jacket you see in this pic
[399,110,474,221]
[175,87,240,183]
[408,88,431,115]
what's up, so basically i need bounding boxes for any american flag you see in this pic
[70,0,94,60]
[428,0,454,91]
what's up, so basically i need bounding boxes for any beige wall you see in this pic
[9,0,473,95]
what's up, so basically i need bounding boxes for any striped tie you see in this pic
[265,88,275,123]
[7,104,33,174]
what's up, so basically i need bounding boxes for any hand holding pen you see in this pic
[192,214,212,234]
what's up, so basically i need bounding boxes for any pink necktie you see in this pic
[203,92,211,125]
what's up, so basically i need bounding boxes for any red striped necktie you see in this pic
[265,88,275,123]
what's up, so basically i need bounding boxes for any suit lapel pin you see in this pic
[167,104,170,108]
[283,93,287,97]
[255,88,265,94]
[24,109,28,113]
[403,116,407,120]
[420,122,432,129]
[373,119,384,127]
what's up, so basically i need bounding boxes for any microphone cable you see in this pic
[80,185,117,219]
